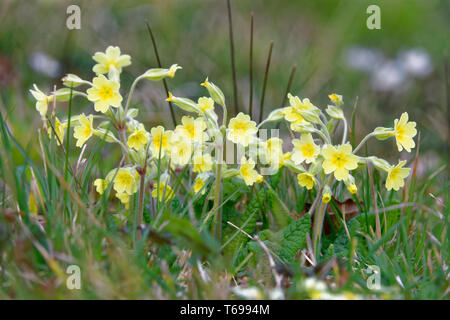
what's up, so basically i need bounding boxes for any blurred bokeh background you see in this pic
[0,0,448,180]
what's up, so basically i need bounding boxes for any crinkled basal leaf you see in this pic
[267,188,292,230]
[279,214,311,262]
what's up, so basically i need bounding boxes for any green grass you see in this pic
[0,0,448,300]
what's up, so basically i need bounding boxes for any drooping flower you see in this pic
[348,184,358,194]
[112,168,138,196]
[30,84,52,118]
[321,143,359,181]
[116,192,130,207]
[92,46,131,75]
[263,137,284,166]
[86,75,122,113]
[297,172,316,190]
[239,156,261,186]
[283,94,319,127]
[192,153,213,173]
[73,113,94,147]
[150,126,173,157]
[386,160,410,191]
[127,125,150,150]
[227,112,258,147]
[152,182,175,202]
[175,116,208,143]
[393,112,417,152]
[48,117,67,146]
[291,133,320,164]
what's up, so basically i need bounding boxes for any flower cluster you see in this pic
[31,46,417,210]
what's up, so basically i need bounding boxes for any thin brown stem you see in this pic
[259,41,274,123]
[281,65,297,107]
[145,22,177,127]
[226,0,239,116]
[249,12,254,120]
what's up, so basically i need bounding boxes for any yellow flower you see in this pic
[152,182,175,202]
[49,117,67,146]
[322,193,331,203]
[328,93,343,105]
[197,97,214,113]
[348,184,358,194]
[150,126,173,157]
[394,112,417,152]
[322,144,359,181]
[94,178,109,195]
[264,138,284,165]
[283,94,318,127]
[297,172,316,190]
[92,46,131,75]
[193,174,210,195]
[127,125,150,150]
[193,153,213,173]
[386,160,410,191]
[30,84,52,118]
[175,116,208,142]
[169,134,192,166]
[113,168,138,196]
[86,75,122,113]
[239,156,260,186]
[73,113,94,147]
[291,133,320,164]
[116,192,130,209]
[227,112,258,147]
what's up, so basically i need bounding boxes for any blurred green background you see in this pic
[0,0,448,180]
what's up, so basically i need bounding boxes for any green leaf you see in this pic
[267,188,292,230]
[279,214,311,262]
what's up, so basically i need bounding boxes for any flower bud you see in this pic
[326,105,344,120]
[373,127,395,140]
[201,77,225,107]
[62,74,90,88]
[369,156,390,172]
[142,64,182,81]
[166,92,200,113]
[322,185,332,203]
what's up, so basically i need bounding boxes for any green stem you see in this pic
[353,132,374,153]
[124,75,143,116]
[63,86,73,217]
[212,141,223,242]
[312,177,333,258]
[342,117,348,145]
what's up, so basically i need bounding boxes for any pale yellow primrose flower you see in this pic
[175,116,208,142]
[150,126,173,157]
[291,133,320,165]
[73,113,94,147]
[30,84,52,118]
[297,172,316,190]
[328,93,343,106]
[193,173,210,195]
[116,192,130,207]
[92,46,131,75]
[322,143,359,181]
[86,75,122,113]
[239,156,261,186]
[264,138,284,165]
[152,182,175,202]
[394,112,417,152]
[169,134,192,166]
[227,112,258,147]
[348,184,358,194]
[94,178,108,195]
[197,97,215,113]
[49,117,67,146]
[192,153,213,173]
[386,160,410,191]
[283,94,319,127]
[127,125,150,150]
[113,168,138,196]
